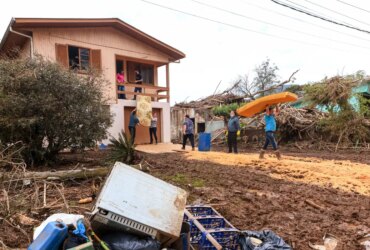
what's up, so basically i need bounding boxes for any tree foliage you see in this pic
[0,56,113,165]
[232,58,283,99]
[212,102,246,118]
[303,73,370,145]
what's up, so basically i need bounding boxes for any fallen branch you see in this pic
[305,199,325,211]
[1,167,111,182]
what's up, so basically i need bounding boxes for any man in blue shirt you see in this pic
[227,110,240,154]
[182,115,195,151]
[259,105,281,160]
[128,109,140,144]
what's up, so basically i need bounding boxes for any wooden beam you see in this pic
[117,90,168,99]
[117,82,168,91]
[166,63,170,103]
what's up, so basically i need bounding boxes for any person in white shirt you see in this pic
[149,112,158,144]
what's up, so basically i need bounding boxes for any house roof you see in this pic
[0,18,186,61]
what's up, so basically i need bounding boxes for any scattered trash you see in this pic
[78,195,95,204]
[101,231,161,250]
[309,233,338,250]
[358,234,370,250]
[239,230,292,250]
[33,213,84,240]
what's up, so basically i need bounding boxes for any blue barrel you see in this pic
[198,133,211,151]
[28,221,68,250]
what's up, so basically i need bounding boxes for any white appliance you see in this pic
[91,162,188,240]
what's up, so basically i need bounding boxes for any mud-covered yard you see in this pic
[145,147,370,250]
[0,147,369,249]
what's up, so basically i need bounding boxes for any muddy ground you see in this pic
[0,147,369,249]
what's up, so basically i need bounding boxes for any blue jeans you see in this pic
[117,85,126,99]
[263,131,277,150]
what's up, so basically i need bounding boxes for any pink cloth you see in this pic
[117,73,124,83]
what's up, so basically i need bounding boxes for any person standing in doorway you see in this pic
[182,115,195,151]
[133,69,143,100]
[149,112,158,144]
[259,105,281,160]
[128,109,140,144]
[227,110,240,154]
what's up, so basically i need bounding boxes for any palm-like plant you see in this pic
[108,130,135,164]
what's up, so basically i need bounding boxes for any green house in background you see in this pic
[291,80,370,112]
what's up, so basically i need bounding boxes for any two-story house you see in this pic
[0,18,185,144]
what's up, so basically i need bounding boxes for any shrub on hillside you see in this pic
[0,56,113,165]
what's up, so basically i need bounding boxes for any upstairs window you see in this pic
[68,46,90,71]
[55,44,101,72]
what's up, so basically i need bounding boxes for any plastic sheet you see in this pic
[239,230,292,250]
[101,232,161,250]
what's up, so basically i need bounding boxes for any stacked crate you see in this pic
[184,205,239,250]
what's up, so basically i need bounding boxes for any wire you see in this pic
[140,0,370,55]
[270,0,370,34]
[284,0,354,27]
[301,0,370,27]
[336,0,370,14]
[189,0,370,50]
[239,0,370,43]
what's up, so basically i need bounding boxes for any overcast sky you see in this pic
[1,0,370,104]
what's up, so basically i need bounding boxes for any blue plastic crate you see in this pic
[188,216,230,244]
[186,205,219,218]
[200,228,240,250]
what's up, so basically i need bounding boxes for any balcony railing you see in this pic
[117,82,169,102]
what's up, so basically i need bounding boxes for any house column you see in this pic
[166,63,170,103]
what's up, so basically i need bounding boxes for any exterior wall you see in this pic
[19,39,31,59]
[30,27,170,103]
[104,100,171,144]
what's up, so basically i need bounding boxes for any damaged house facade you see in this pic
[0,18,185,144]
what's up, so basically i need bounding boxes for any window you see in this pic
[68,46,90,71]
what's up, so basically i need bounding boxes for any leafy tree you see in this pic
[212,103,246,118]
[231,58,282,99]
[0,56,113,165]
[253,58,280,96]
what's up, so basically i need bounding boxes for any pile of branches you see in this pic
[239,106,327,141]
[276,107,327,141]
[174,93,242,110]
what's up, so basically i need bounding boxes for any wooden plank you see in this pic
[117,90,168,99]
[117,83,168,91]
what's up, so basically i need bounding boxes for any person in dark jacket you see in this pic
[182,115,195,151]
[227,110,240,154]
[133,69,143,100]
[128,109,140,144]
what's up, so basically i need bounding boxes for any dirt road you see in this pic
[145,148,370,249]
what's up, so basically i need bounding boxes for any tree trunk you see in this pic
[1,167,111,181]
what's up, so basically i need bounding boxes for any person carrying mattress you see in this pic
[259,105,281,160]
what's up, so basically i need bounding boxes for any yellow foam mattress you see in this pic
[237,92,298,117]
[136,95,152,127]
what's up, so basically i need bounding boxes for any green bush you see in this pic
[212,102,246,117]
[0,56,112,165]
[108,130,135,164]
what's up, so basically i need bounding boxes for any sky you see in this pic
[1,0,370,105]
